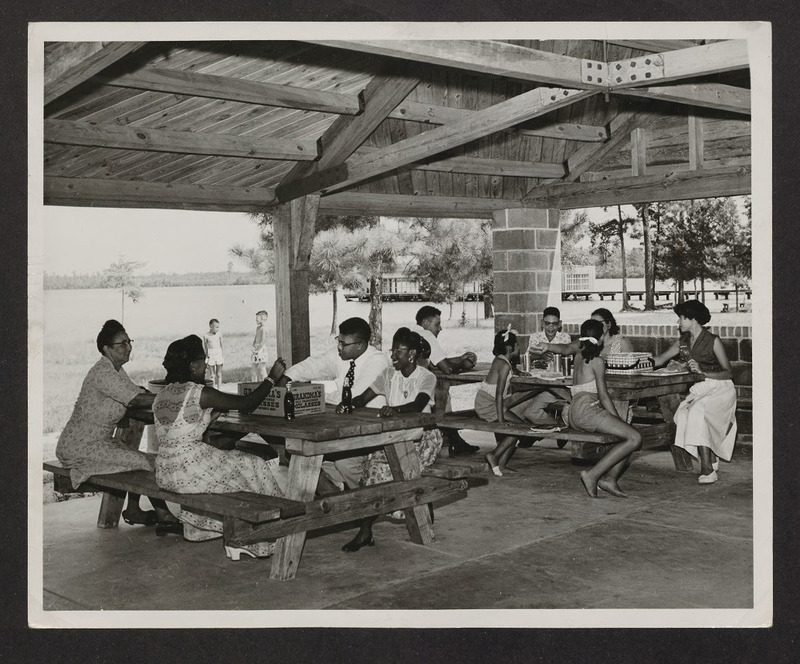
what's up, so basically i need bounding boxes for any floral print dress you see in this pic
[153,381,286,552]
[56,356,153,488]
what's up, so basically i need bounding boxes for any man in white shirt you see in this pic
[414,306,479,455]
[283,317,391,489]
[517,307,573,443]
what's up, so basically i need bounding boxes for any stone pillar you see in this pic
[491,208,560,349]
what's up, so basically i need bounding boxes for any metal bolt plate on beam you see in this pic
[581,59,608,87]
[610,53,665,86]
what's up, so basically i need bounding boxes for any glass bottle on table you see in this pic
[341,382,353,414]
[284,381,295,420]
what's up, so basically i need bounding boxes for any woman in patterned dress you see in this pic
[335,327,442,552]
[56,319,177,528]
[153,335,288,560]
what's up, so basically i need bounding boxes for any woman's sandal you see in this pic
[155,521,184,537]
[122,508,158,526]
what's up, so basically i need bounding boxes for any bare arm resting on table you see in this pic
[199,358,285,413]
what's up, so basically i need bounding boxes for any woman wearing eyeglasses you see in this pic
[56,319,177,527]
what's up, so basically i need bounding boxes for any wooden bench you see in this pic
[44,459,307,534]
[436,409,676,463]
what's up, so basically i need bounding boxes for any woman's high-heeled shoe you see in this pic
[224,546,258,561]
[155,521,183,537]
[341,533,375,553]
[122,508,158,526]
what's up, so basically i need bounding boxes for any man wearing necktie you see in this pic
[281,317,391,489]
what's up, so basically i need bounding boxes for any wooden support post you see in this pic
[688,113,704,170]
[274,195,320,365]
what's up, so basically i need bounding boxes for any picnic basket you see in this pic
[605,352,654,375]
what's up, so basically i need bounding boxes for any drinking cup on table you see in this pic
[551,353,561,373]
[522,353,531,372]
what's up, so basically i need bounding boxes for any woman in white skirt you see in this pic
[654,300,737,484]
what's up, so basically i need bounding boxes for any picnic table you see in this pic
[433,363,704,468]
[210,405,466,580]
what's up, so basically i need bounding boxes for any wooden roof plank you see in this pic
[99,67,364,115]
[278,87,595,202]
[306,40,596,89]
[44,42,146,106]
[44,119,319,161]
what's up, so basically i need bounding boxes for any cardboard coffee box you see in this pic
[237,381,326,417]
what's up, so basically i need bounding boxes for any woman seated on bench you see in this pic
[336,327,443,553]
[56,319,178,529]
[566,319,642,498]
[652,299,737,484]
[152,335,288,561]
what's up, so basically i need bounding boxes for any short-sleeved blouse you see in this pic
[56,355,151,487]
[370,366,437,413]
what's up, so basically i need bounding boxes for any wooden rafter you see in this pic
[278,87,595,202]
[556,110,661,186]
[99,68,364,115]
[607,40,749,89]
[602,39,705,53]
[44,176,276,211]
[616,83,750,115]
[44,42,145,106]
[318,192,523,218]
[390,100,608,142]
[44,119,319,161]
[522,164,750,209]
[276,64,421,195]
[353,145,566,179]
[306,40,597,89]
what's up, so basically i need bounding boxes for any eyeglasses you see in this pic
[109,339,134,347]
[336,338,362,348]
[543,320,560,327]
[390,346,410,356]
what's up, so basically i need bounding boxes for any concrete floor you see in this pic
[38,436,754,619]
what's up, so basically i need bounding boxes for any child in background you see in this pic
[474,325,524,477]
[567,319,642,498]
[251,310,269,381]
[203,318,224,389]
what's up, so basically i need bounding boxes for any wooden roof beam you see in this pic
[550,110,661,187]
[44,42,145,106]
[521,164,750,209]
[277,87,595,203]
[353,145,566,179]
[276,64,421,195]
[390,100,608,142]
[605,40,749,89]
[44,176,276,212]
[319,192,523,219]
[615,83,750,115]
[98,67,364,115]
[44,119,319,161]
[601,39,705,53]
[307,40,599,89]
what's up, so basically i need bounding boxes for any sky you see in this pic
[42,206,264,275]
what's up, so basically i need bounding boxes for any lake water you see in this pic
[41,280,747,344]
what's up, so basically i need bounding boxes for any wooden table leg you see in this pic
[270,453,323,581]
[384,440,435,545]
[658,394,694,472]
[97,418,148,528]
